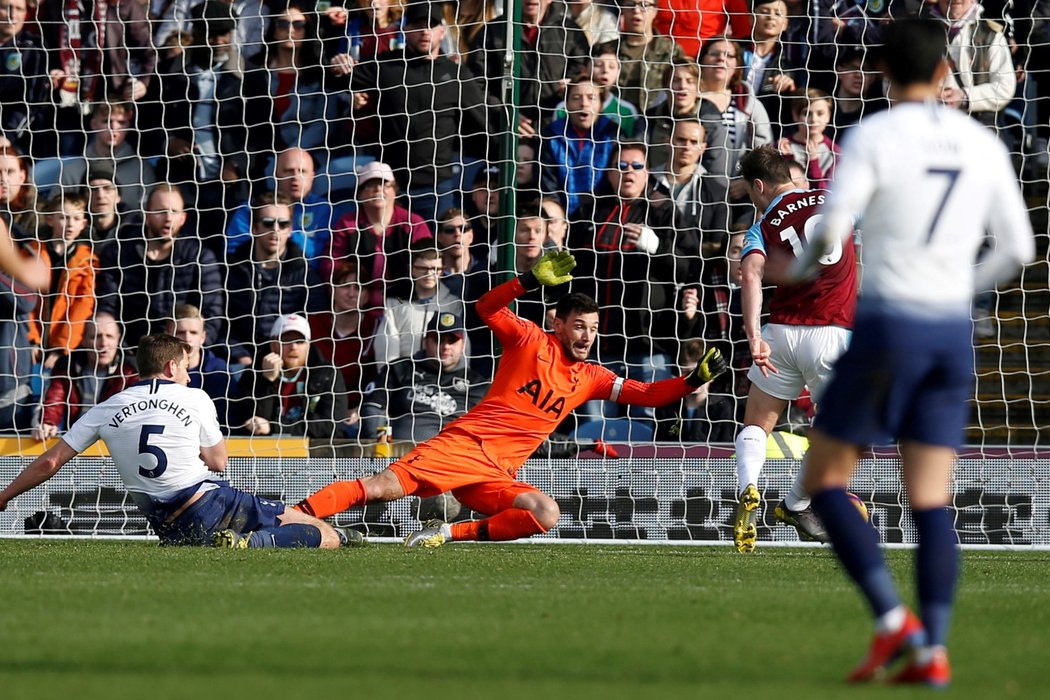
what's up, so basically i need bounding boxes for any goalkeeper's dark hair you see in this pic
[877,19,946,86]
[555,293,599,320]
[137,334,191,377]
[739,145,792,186]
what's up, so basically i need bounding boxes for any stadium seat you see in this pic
[570,418,654,443]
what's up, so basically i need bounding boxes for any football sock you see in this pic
[450,520,481,541]
[812,488,901,617]
[451,509,546,542]
[784,467,811,511]
[294,479,366,519]
[248,524,322,548]
[734,425,767,493]
[913,507,958,647]
[875,605,907,634]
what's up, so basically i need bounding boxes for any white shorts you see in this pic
[747,323,851,402]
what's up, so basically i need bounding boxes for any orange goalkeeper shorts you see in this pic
[388,427,541,515]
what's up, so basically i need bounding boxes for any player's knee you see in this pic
[531,499,561,532]
[361,470,404,502]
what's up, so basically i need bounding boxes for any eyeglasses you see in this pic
[440,224,472,234]
[412,264,442,275]
[275,19,307,30]
[259,217,292,229]
[617,161,646,171]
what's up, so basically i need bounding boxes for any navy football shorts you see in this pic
[156,485,286,546]
[814,307,973,449]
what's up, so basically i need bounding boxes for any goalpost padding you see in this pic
[1,454,1045,546]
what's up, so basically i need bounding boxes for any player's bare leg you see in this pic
[734,389,787,552]
[890,442,956,687]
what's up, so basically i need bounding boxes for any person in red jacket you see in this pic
[295,250,728,546]
[32,312,138,441]
[654,0,752,60]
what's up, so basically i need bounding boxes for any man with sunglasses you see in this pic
[225,192,318,366]
[570,141,686,421]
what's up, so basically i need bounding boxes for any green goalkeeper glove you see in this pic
[684,347,729,387]
[521,250,576,290]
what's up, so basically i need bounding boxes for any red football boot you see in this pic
[891,647,951,689]
[846,608,925,683]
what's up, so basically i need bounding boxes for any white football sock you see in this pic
[735,424,768,494]
[876,605,907,634]
[784,458,811,511]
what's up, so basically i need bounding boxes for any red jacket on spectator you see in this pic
[41,352,138,429]
[655,0,752,60]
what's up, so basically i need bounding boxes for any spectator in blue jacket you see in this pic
[541,76,620,217]
[224,147,334,268]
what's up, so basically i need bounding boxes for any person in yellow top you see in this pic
[296,250,728,546]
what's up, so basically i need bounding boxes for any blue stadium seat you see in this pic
[570,418,654,443]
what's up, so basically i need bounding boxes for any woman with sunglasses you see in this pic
[243,2,333,154]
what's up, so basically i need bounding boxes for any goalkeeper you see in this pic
[296,251,727,546]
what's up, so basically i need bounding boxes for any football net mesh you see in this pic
[0,2,1047,544]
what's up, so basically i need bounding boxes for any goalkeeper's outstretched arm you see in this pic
[604,348,729,407]
[476,251,577,345]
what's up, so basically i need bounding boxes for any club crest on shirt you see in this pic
[5,53,21,71]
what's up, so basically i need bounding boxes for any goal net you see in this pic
[0,1,1046,545]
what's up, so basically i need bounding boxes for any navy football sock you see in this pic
[812,488,900,617]
[913,507,958,646]
[248,523,323,548]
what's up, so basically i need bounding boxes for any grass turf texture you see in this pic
[1,542,1046,699]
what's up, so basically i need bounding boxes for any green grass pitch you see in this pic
[1,541,1046,699]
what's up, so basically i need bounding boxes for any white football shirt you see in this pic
[815,100,1035,315]
[63,379,224,499]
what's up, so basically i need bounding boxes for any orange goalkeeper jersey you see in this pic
[445,277,695,472]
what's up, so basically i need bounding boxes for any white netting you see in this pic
[0,1,1047,539]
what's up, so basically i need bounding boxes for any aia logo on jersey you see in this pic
[517,379,565,418]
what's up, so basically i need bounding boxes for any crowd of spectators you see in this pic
[0,0,1043,442]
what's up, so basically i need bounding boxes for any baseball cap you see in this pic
[403,0,445,27]
[426,312,465,338]
[271,313,311,341]
[356,161,395,185]
[85,160,117,185]
[192,0,237,36]
[473,164,499,186]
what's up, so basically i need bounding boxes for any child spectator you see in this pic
[554,42,641,137]
[777,89,839,190]
[39,190,98,372]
